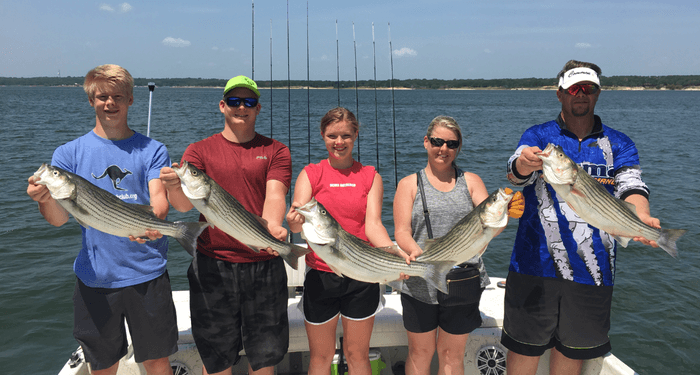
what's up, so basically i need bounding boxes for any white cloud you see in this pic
[393,47,417,58]
[119,3,132,13]
[484,49,493,54]
[212,46,219,51]
[576,42,592,49]
[99,3,132,13]
[162,37,191,48]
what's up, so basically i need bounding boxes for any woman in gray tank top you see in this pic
[393,116,493,375]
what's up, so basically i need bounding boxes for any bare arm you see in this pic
[364,173,395,248]
[286,170,312,234]
[159,163,194,212]
[393,174,423,258]
[261,179,289,242]
[625,193,660,247]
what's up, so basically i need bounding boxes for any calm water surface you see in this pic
[1,86,698,374]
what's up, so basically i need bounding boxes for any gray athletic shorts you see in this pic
[72,271,178,370]
[501,271,613,360]
[188,253,289,373]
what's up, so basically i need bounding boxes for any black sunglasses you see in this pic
[429,137,460,149]
[225,97,259,108]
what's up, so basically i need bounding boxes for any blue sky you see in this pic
[1,1,698,80]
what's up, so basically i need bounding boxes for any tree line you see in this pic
[2,75,699,90]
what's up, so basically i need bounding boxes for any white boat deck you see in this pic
[58,256,639,375]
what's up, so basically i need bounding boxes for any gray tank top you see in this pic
[398,167,490,304]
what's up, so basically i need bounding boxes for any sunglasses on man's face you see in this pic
[429,137,460,149]
[225,97,259,108]
[564,84,600,96]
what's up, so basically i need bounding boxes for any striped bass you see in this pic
[537,143,685,258]
[173,161,310,270]
[296,198,454,293]
[417,188,516,264]
[32,163,208,256]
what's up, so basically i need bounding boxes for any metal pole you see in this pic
[147,82,155,137]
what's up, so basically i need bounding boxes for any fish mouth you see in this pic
[536,143,557,159]
[295,198,318,219]
[33,163,49,183]
[173,160,189,178]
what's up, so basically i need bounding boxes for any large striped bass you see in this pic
[173,161,310,270]
[32,163,208,256]
[296,198,454,293]
[416,188,516,264]
[537,143,685,258]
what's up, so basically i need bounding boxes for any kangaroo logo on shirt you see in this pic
[93,165,133,191]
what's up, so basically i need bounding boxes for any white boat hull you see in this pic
[58,257,638,375]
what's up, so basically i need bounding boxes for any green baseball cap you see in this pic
[223,75,260,98]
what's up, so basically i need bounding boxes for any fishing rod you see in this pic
[372,23,379,168]
[388,23,397,188]
[336,20,340,106]
[252,0,255,79]
[146,82,155,137]
[287,0,291,148]
[307,1,311,164]
[270,19,273,137]
[353,22,360,162]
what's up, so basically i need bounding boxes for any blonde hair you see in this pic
[426,115,463,168]
[320,107,359,135]
[83,64,134,99]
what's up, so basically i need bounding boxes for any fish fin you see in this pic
[614,235,630,248]
[622,200,638,215]
[327,264,345,278]
[424,261,456,294]
[280,244,313,270]
[656,228,686,259]
[386,280,403,292]
[74,217,91,229]
[377,245,403,257]
[173,221,209,257]
[570,187,586,198]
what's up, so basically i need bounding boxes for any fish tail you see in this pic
[657,228,687,259]
[424,261,457,294]
[174,221,209,257]
[281,244,312,270]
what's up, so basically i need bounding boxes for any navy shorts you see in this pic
[501,272,613,360]
[401,292,483,335]
[188,253,289,373]
[72,271,178,370]
[301,268,382,324]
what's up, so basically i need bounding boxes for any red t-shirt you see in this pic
[181,133,291,263]
[304,159,376,272]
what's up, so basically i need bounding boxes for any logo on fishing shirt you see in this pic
[92,165,132,191]
[329,183,357,188]
[580,162,614,185]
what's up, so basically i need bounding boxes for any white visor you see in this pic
[558,67,600,89]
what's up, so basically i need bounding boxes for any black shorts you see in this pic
[188,253,289,373]
[301,268,382,324]
[72,272,178,371]
[501,272,613,360]
[401,293,482,335]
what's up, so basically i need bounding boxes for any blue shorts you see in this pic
[501,272,613,360]
[72,271,178,370]
[301,268,383,324]
[188,253,289,373]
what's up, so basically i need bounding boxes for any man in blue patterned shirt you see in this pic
[501,60,661,375]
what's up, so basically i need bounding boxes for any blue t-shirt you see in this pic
[51,130,171,288]
[506,116,649,286]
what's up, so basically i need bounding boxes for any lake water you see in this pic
[1,86,698,374]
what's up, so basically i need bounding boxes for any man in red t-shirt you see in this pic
[160,76,292,375]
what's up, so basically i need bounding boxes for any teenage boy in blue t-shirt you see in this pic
[27,64,177,375]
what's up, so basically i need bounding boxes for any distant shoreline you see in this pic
[6,85,699,91]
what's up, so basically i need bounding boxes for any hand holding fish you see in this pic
[128,229,164,244]
[515,146,544,176]
[27,175,53,203]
